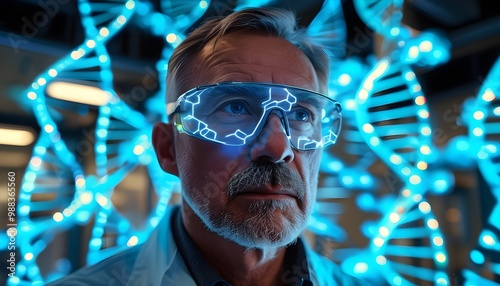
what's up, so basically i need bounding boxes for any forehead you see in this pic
[188,32,320,92]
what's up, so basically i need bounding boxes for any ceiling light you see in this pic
[0,124,36,146]
[46,81,111,106]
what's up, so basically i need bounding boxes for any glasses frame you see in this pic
[168,82,342,150]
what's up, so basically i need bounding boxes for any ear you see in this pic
[152,122,179,176]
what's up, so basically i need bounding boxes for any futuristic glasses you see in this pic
[168,82,342,150]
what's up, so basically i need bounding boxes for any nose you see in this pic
[249,113,294,164]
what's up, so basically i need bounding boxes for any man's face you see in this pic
[164,32,323,248]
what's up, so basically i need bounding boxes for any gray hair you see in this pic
[166,7,330,108]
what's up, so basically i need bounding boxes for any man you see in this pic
[49,7,363,286]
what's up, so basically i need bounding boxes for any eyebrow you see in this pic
[294,91,329,110]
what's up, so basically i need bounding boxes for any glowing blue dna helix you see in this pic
[307,0,346,63]
[89,0,211,265]
[461,56,500,285]
[353,56,451,286]
[316,58,380,257]
[302,0,359,244]
[5,1,136,285]
[88,100,176,264]
[320,58,377,191]
[8,134,91,285]
[354,0,406,42]
[346,0,454,284]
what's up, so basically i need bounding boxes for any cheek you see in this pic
[297,150,321,178]
[296,151,321,200]
[175,137,246,201]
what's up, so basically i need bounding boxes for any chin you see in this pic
[209,200,309,249]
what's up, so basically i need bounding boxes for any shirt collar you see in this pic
[282,238,313,286]
[171,206,312,286]
[171,206,230,286]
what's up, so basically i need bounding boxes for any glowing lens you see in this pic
[170,82,342,150]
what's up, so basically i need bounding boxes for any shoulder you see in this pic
[46,245,143,286]
[46,206,186,286]
[306,245,366,286]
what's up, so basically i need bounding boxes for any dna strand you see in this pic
[316,57,387,264]
[5,1,137,284]
[314,0,377,192]
[461,56,500,285]
[318,2,408,262]
[321,58,376,189]
[300,0,357,247]
[307,0,346,66]
[341,0,454,284]
[353,56,451,286]
[233,0,274,11]
[6,134,92,285]
[88,0,211,265]
[133,0,213,120]
[353,0,407,43]
[312,0,399,264]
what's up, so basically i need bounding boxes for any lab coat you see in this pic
[47,205,363,286]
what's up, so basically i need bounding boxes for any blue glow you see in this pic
[90,238,102,248]
[327,160,343,172]
[234,0,274,11]
[342,175,354,186]
[461,55,500,284]
[19,205,30,215]
[356,193,376,210]
[456,138,470,151]
[76,211,90,222]
[22,182,34,192]
[433,179,448,192]
[470,250,485,265]
[350,0,455,284]
[402,32,451,66]
[353,262,369,274]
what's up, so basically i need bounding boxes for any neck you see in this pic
[181,202,287,286]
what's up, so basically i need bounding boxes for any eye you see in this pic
[289,108,312,122]
[221,101,249,115]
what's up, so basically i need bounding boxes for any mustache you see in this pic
[226,163,306,200]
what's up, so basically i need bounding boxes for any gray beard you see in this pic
[208,199,308,249]
[192,162,310,248]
